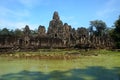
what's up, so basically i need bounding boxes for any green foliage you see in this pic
[0,26,38,38]
[14,29,23,37]
[90,20,107,36]
[0,28,10,36]
[111,16,120,48]
[9,30,15,36]
[0,28,15,36]
[30,29,38,35]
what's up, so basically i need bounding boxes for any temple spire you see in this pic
[53,11,60,20]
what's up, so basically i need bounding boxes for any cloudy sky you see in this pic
[0,0,120,30]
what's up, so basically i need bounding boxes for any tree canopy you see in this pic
[89,20,107,36]
[111,16,120,48]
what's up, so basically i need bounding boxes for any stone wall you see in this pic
[0,11,114,51]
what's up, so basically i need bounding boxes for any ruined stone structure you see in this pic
[0,11,114,51]
[47,11,63,38]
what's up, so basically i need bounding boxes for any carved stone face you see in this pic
[53,11,60,20]
[24,25,30,36]
[38,25,46,37]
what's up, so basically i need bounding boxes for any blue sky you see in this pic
[0,0,120,30]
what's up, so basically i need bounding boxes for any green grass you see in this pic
[0,49,120,80]
[1,49,119,56]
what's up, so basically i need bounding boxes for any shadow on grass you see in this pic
[0,66,120,80]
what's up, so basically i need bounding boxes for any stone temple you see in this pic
[0,11,113,51]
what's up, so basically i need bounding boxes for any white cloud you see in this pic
[0,5,31,29]
[0,0,41,30]
[0,6,30,18]
[61,16,74,21]
[60,16,80,28]
[96,0,120,18]
[0,19,26,29]
[18,0,43,8]
[0,19,38,30]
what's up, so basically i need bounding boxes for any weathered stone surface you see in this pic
[23,25,30,36]
[38,25,46,37]
[53,11,60,20]
[77,27,88,38]
[63,23,71,39]
[71,28,77,39]
[23,25,30,47]
[76,27,89,45]
[47,11,63,38]
[0,11,114,51]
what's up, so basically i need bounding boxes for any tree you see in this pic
[31,29,38,36]
[90,20,107,36]
[111,16,120,48]
[14,29,23,37]
[9,30,15,36]
[0,28,10,36]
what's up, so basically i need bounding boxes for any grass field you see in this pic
[0,49,120,80]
